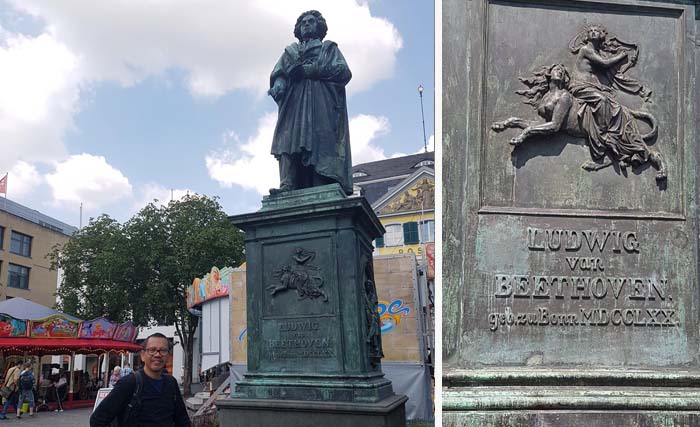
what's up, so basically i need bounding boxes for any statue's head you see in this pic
[569,23,609,53]
[548,63,571,87]
[584,24,608,43]
[294,10,328,42]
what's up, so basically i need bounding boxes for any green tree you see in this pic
[52,214,131,322]
[51,195,245,396]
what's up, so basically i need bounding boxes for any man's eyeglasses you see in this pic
[143,348,170,356]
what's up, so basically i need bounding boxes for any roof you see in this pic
[0,297,81,321]
[0,198,77,237]
[372,167,435,214]
[352,152,435,183]
[352,152,435,205]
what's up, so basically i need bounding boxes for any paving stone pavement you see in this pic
[0,408,92,426]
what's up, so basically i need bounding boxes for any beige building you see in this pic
[0,198,76,307]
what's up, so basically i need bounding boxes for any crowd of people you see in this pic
[0,360,37,419]
[0,333,191,426]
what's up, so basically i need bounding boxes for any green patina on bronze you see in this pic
[260,183,347,211]
[443,0,700,425]
[218,10,407,426]
[268,10,353,196]
[218,185,407,424]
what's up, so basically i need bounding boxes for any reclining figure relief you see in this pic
[492,24,666,181]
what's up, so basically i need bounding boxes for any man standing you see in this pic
[15,362,35,418]
[268,10,353,195]
[90,333,190,427]
[0,361,20,419]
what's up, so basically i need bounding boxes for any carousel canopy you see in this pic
[0,297,80,321]
[0,298,140,355]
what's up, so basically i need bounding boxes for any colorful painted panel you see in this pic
[29,315,80,338]
[187,266,232,309]
[113,321,138,342]
[425,242,435,279]
[79,317,117,339]
[0,314,27,337]
[378,299,412,333]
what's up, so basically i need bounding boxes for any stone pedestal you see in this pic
[218,184,407,426]
[218,395,407,427]
[443,0,700,425]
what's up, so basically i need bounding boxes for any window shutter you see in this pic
[375,236,385,248]
[403,222,419,245]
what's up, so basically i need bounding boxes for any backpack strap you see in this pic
[121,371,143,426]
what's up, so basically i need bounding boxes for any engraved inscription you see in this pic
[488,227,678,331]
[527,228,639,253]
[489,307,679,331]
[494,275,669,301]
[266,320,335,359]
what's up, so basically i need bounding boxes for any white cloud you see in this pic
[206,113,279,195]
[5,161,42,199]
[350,114,391,164]
[45,154,132,209]
[0,1,405,208]
[414,134,435,154]
[9,0,402,97]
[0,31,80,173]
[206,111,397,194]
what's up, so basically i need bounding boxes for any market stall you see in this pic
[0,298,140,410]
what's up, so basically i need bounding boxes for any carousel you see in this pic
[0,297,140,410]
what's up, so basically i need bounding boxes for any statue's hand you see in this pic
[303,63,318,79]
[491,121,507,132]
[289,63,304,81]
[268,83,285,103]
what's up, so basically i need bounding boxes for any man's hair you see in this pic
[23,361,32,369]
[142,332,169,350]
[293,10,328,41]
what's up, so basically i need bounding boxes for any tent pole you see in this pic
[68,352,75,403]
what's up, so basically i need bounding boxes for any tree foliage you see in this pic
[51,194,245,395]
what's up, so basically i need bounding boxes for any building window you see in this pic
[420,220,435,243]
[375,236,385,248]
[10,231,32,257]
[0,226,4,249]
[413,160,434,168]
[403,222,420,245]
[384,224,403,247]
[8,264,30,289]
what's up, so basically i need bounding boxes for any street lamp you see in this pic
[418,84,428,153]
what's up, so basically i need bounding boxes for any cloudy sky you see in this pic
[0,0,434,226]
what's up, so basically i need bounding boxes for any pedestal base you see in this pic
[444,411,700,427]
[443,380,700,426]
[217,394,408,427]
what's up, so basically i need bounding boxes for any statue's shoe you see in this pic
[269,185,294,195]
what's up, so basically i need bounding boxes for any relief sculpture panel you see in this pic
[446,0,698,369]
[480,2,685,216]
[492,24,666,182]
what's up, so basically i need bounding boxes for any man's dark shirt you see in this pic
[89,371,190,427]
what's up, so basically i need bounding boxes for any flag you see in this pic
[0,173,6,195]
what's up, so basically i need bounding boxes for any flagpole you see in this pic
[2,172,7,212]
